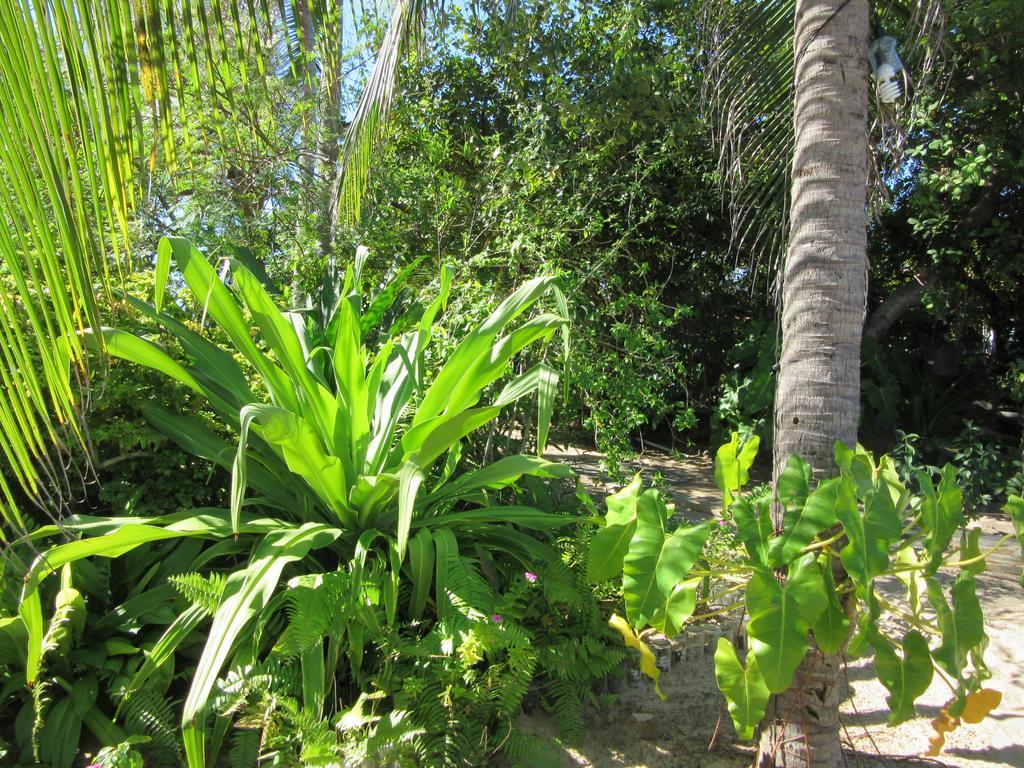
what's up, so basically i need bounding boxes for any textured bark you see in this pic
[772,0,869,481]
[763,1,870,766]
[757,647,844,768]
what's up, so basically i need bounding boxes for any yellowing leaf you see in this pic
[961,688,1001,724]
[926,707,959,756]
[608,614,667,701]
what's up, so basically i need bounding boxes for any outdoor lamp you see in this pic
[868,36,904,104]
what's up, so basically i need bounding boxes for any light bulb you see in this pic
[868,36,904,104]
[875,64,901,103]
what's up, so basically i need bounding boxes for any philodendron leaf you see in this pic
[776,455,812,510]
[918,465,964,575]
[746,554,827,693]
[624,492,711,627]
[714,638,770,741]
[837,482,901,589]
[834,442,875,497]
[810,560,850,653]
[871,630,934,725]
[928,573,985,678]
[958,527,986,576]
[650,578,699,637]
[768,475,852,568]
[715,432,760,512]
[588,474,643,582]
[1004,495,1024,587]
[608,614,666,701]
[732,494,772,567]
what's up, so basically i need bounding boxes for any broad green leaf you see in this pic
[182,523,341,768]
[714,638,770,740]
[895,547,927,619]
[714,432,760,512]
[776,455,812,509]
[871,630,934,725]
[834,442,875,497]
[768,475,851,567]
[958,527,986,575]
[746,554,827,693]
[650,578,699,637]
[847,588,881,657]
[928,573,985,678]
[918,465,964,575]
[624,492,710,627]
[535,363,558,456]
[810,561,850,653]
[837,483,901,588]
[588,474,643,582]
[732,494,772,567]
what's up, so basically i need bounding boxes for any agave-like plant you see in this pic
[16,237,579,766]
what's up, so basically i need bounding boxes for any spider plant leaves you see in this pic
[714,638,770,741]
[396,462,424,561]
[19,521,215,683]
[871,630,934,726]
[124,602,209,697]
[745,554,827,693]
[425,455,573,508]
[182,522,341,768]
[415,275,564,425]
[407,528,434,619]
[233,404,353,533]
[158,237,298,411]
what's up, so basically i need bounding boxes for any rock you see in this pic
[632,711,661,740]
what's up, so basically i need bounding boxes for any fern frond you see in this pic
[121,685,180,753]
[169,571,227,615]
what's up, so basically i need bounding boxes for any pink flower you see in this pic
[491,613,503,623]
[524,571,538,583]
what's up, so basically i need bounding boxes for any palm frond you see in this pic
[0,0,352,532]
[699,0,949,291]
[330,0,428,232]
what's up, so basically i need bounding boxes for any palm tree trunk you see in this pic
[762,0,869,765]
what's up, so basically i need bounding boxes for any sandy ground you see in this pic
[534,445,1024,768]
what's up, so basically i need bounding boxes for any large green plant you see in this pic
[593,434,1024,750]
[12,237,579,767]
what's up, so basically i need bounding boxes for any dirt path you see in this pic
[540,445,1024,768]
